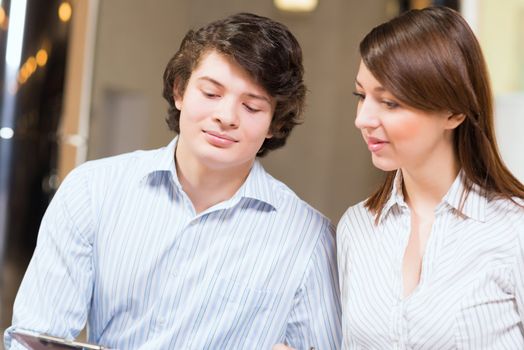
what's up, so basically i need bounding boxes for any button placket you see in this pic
[396,207,411,349]
[390,300,409,349]
[152,217,199,335]
[419,211,444,293]
[398,210,411,298]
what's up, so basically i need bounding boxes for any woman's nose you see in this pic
[354,100,380,130]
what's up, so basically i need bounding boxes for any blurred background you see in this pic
[0,0,523,341]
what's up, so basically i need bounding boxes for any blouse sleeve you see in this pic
[514,204,524,323]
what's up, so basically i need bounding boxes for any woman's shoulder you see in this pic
[337,199,375,236]
[505,197,524,233]
[487,195,524,222]
[340,199,370,218]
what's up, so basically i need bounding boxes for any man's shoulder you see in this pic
[261,169,309,202]
[68,147,162,182]
[260,169,331,225]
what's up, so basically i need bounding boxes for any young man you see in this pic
[5,13,341,349]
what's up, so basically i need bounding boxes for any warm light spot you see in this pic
[17,73,27,84]
[0,127,15,139]
[19,64,30,80]
[410,0,432,10]
[26,56,37,73]
[36,49,48,66]
[0,7,6,25]
[274,0,318,12]
[58,2,72,22]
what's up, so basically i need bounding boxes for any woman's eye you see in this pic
[352,91,365,100]
[383,100,399,109]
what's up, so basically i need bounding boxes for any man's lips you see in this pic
[366,136,388,152]
[203,130,238,147]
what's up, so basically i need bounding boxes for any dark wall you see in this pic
[0,0,72,328]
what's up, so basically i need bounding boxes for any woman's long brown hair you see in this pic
[359,6,524,221]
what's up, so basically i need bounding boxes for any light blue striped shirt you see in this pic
[5,138,341,349]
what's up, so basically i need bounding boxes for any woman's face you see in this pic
[353,61,460,173]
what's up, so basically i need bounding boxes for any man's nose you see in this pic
[215,98,239,128]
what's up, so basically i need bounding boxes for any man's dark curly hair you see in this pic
[162,12,306,157]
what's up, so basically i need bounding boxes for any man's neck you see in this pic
[175,152,253,214]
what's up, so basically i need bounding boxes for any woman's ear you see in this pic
[446,113,466,130]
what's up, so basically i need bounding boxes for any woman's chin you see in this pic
[371,157,398,172]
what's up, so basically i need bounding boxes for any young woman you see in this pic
[338,6,524,349]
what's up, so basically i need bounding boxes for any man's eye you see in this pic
[244,104,260,113]
[202,91,219,98]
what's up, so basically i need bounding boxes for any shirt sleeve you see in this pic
[4,167,95,349]
[283,220,342,350]
[336,210,351,350]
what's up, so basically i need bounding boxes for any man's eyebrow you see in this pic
[198,76,223,87]
[198,76,271,104]
[245,92,271,104]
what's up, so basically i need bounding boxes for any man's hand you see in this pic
[272,344,296,350]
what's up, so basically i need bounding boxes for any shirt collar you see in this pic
[236,160,280,210]
[378,170,406,224]
[139,137,279,210]
[138,137,179,181]
[441,170,487,222]
[378,169,487,223]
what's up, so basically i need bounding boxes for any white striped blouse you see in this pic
[5,137,342,350]
[337,170,524,349]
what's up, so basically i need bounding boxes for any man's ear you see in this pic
[173,79,182,110]
[267,119,284,139]
[446,113,466,130]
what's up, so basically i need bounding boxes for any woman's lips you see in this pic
[366,136,388,152]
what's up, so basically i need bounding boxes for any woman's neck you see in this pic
[402,153,460,217]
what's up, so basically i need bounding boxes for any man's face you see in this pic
[174,50,275,173]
